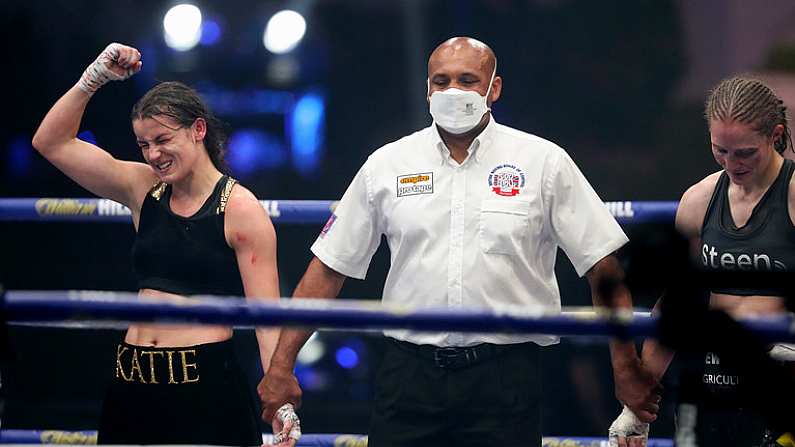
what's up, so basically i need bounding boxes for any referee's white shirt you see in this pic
[311,117,628,347]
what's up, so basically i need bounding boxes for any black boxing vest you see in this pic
[131,175,245,297]
[700,159,795,296]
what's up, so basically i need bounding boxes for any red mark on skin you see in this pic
[235,232,247,243]
[250,254,258,265]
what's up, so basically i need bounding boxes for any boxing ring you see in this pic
[0,199,678,225]
[0,430,665,446]
[3,198,785,446]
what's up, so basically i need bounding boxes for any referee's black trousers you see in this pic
[368,337,541,447]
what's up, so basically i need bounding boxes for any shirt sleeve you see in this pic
[310,160,382,279]
[542,148,628,277]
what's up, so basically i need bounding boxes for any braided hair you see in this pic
[705,76,792,154]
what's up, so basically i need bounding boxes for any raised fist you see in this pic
[77,43,142,94]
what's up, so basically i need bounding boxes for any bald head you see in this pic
[426,36,502,106]
[428,37,496,76]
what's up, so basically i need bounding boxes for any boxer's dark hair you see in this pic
[132,82,229,173]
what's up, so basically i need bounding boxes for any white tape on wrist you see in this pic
[273,403,302,443]
[77,43,134,94]
[609,405,649,447]
[769,343,795,362]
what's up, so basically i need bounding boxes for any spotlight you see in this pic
[163,4,202,51]
[263,10,306,55]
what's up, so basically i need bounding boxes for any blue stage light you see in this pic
[7,136,33,178]
[227,129,287,177]
[77,130,97,145]
[294,364,328,391]
[200,19,221,46]
[335,346,359,369]
[200,86,293,117]
[289,91,325,175]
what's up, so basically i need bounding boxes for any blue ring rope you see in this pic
[3,290,795,343]
[2,291,655,338]
[0,430,674,446]
[0,198,677,225]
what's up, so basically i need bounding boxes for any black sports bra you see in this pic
[131,176,244,297]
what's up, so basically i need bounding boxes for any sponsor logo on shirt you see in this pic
[320,213,337,238]
[488,164,525,196]
[702,353,739,387]
[397,172,434,197]
[703,373,739,386]
[701,243,787,271]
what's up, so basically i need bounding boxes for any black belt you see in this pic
[390,338,534,370]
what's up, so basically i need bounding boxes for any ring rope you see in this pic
[0,429,674,446]
[4,311,654,330]
[3,290,655,338]
[0,198,678,225]
[4,290,795,342]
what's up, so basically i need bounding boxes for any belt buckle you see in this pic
[433,347,478,369]
[433,347,460,368]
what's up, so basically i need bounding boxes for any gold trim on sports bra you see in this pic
[217,177,237,214]
[150,182,167,201]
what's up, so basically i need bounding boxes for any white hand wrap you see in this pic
[77,43,136,94]
[609,405,649,447]
[769,343,795,362]
[273,403,302,443]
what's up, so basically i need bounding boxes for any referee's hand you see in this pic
[258,365,303,423]
[614,361,662,423]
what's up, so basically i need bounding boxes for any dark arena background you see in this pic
[3,0,795,442]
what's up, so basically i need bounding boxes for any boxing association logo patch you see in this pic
[397,172,434,197]
[488,164,525,196]
[319,213,337,238]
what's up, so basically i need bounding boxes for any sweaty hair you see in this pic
[705,76,793,154]
[131,81,229,172]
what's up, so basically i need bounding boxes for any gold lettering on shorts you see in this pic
[129,349,146,383]
[115,345,131,381]
[115,348,203,385]
[166,351,178,384]
[180,349,200,383]
[141,351,164,384]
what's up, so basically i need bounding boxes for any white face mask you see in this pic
[428,67,496,135]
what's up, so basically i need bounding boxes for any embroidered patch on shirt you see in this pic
[488,164,526,197]
[320,213,337,238]
[397,172,434,197]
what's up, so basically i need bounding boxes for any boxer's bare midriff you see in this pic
[710,293,787,319]
[124,288,232,347]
